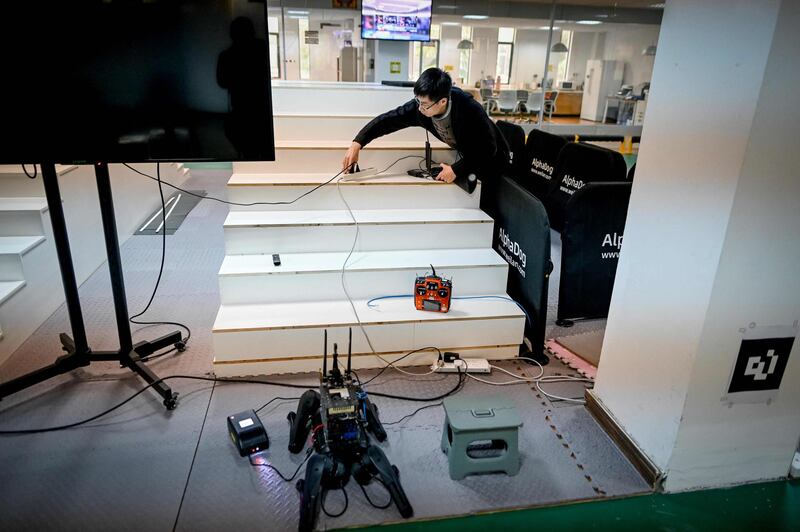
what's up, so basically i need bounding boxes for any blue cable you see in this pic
[366,295,412,307]
[357,391,368,418]
[366,294,532,329]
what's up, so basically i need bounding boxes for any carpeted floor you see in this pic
[0,169,640,531]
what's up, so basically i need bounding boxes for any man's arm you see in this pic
[344,99,421,172]
[353,99,421,147]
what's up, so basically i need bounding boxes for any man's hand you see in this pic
[435,163,457,184]
[343,141,362,173]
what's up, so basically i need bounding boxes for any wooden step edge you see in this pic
[226,178,449,187]
[213,313,523,334]
[223,219,492,229]
[213,343,521,366]
[271,142,451,150]
[218,263,507,277]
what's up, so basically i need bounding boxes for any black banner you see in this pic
[491,176,551,356]
[558,182,632,321]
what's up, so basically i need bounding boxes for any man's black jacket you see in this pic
[353,87,509,180]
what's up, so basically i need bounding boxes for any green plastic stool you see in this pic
[441,395,523,480]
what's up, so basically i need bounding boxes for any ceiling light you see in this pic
[642,45,657,56]
[576,20,602,25]
[551,42,569,53]
[438,4,458,9]
[440,22,461,26]
[287,10,309,15]
[538,25,561,30]
[650,3,666,7]
[463,15,489,20]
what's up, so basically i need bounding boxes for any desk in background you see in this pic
[552,90,583,116]
[465,87,582,116]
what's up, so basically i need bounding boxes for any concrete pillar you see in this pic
[594,0,800,491]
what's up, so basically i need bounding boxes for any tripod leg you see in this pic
[94,162,178,409]
[288,390,320,454]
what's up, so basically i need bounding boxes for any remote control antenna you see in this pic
[430,264,436,277]
[347,328,352,375]
[322,329,328,377]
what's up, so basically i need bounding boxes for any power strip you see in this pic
[432,358,491,374]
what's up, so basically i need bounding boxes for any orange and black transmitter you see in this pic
[414,265,452,313]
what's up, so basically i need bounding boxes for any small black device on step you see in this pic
[228,409,270,457]
[407,131,476,194]
[272,253,281,266]
[406,139,439,179]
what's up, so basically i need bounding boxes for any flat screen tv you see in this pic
[0,1,275,164]
[361,0,432,42]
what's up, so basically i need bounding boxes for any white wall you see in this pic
[567,31,604,87]
[439,25,462,81]
[469,26,499,84]
[281,16,301,81]
[375,40,411,83]
[663,0,799,491]
[602,25,660,86]
[511,29,551,87]
[594,0,798,491]
[309,24,339,81]
[270,81,413,116]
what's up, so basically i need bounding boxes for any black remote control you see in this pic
[272,254,281,266]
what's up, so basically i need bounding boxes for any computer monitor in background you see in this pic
[361,0,432,42]
[0,0,275,165]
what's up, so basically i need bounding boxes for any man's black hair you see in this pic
[414,67,452,102]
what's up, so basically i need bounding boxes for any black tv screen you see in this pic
[0,1,275,165]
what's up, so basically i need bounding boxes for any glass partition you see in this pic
[261,0,661,125]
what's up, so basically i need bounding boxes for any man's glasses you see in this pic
[415,97,441,111]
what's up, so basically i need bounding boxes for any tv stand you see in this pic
[0,162,182,410]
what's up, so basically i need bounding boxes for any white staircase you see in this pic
[227,172,479,211]
[0,198,64,362]
[213,166,525,376]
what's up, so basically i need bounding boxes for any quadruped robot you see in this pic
[287,329,413,531]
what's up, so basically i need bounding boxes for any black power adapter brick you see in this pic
[228,409,269,456]
[443,352,460,363]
